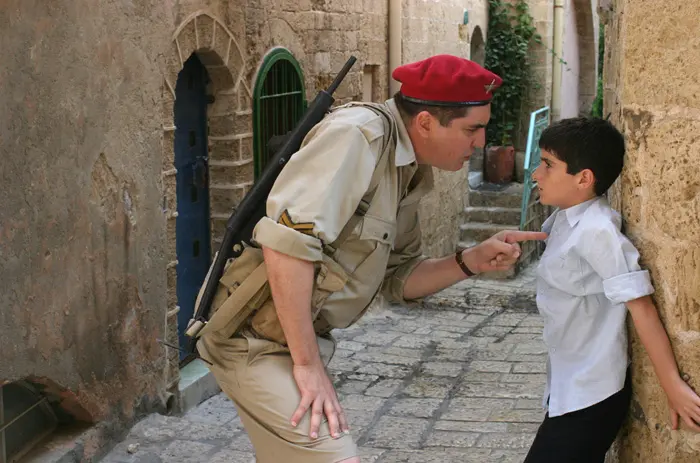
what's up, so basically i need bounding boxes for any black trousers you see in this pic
[524,371,632,463]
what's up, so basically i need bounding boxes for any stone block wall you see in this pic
[245,0,384,109]
[604,0,700,461]
[402,0,490,257]
[191,0,489,261]
[0,1,493,457]
[402,0,485,63]
[160,6,252,390]
[159,0,495,376]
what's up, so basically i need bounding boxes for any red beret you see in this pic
[392,54,503,106]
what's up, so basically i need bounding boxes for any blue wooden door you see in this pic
[174,54,211,360]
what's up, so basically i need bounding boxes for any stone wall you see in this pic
[245,0,381,108]
[560,0,581,119]
[523,0,597,126]
[572,0,598,115]
[159,2,252,392]
[0,0,491,457]
[604,0,700,460]
[402,0,489,258]
[201,0,491,260]
[162,0,493,389]
[158,0,388,389]
[521,0,554,146]
[0,0,174,453]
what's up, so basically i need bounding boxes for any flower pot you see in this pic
[484,145,515,184]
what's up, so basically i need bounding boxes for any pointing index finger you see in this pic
[504,231,548,244]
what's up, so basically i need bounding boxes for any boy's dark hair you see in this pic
[393,91,471,127]
[539,117,625,195]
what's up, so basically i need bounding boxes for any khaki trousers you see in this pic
[197,329,359,463]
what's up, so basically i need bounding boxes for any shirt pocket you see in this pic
[556,253,589,296]
[540,248,584,292]
[359,213,396,245]
[557,253,580,273]
[333,213,396,275]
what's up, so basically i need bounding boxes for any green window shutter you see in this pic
[253,48,307,180]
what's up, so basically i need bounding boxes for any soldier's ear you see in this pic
[414,110,435,137]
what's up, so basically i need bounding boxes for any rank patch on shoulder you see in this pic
[278,209,315,236]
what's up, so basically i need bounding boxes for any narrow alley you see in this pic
[102,267,545,463]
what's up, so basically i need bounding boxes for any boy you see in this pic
[524,117,700,462]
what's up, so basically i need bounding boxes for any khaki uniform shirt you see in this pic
[251,98,434,329]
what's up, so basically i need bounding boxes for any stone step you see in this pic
[463,206,521,225]
[468,171,483,189]
[459,222,520,244]
[467,182,524,208]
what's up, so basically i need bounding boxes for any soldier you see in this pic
[197,54,547,463]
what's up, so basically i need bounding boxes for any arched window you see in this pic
[253,48,306,180]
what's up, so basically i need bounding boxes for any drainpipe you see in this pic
[551,0,565,121]
[388,0,402,95]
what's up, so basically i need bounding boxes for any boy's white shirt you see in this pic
[537,195,654,417]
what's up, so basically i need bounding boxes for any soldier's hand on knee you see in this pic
[291,362,349,440]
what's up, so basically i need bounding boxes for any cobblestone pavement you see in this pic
[102,265,545,463]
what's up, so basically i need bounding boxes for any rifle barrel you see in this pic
[327,56,357,95]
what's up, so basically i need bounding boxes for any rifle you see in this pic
[184,56,357,344]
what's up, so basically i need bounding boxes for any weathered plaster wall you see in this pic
[572,0,597,115]
[561,0,581,118]
[0,0,174,450]
[604,0,700,460]
[525,0,597,123]
[520,0,554,148]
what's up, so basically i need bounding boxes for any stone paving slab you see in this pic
[101,263,545,463]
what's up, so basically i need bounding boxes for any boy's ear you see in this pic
[578,168,596,190]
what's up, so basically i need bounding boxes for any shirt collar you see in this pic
[386,98,417,167]
[563,196,602,227]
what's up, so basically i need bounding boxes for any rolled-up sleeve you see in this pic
[382,201,429,303]
[252,118,381,263]
[576,223,654,303]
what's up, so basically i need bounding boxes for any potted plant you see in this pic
[485,122,515,184]
[482,0,539,184]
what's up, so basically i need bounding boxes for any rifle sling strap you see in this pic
[324,103,397,255]
[198,104,396,338]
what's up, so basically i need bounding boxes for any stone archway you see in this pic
[470,26,485,66]
[159,11,254,386]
